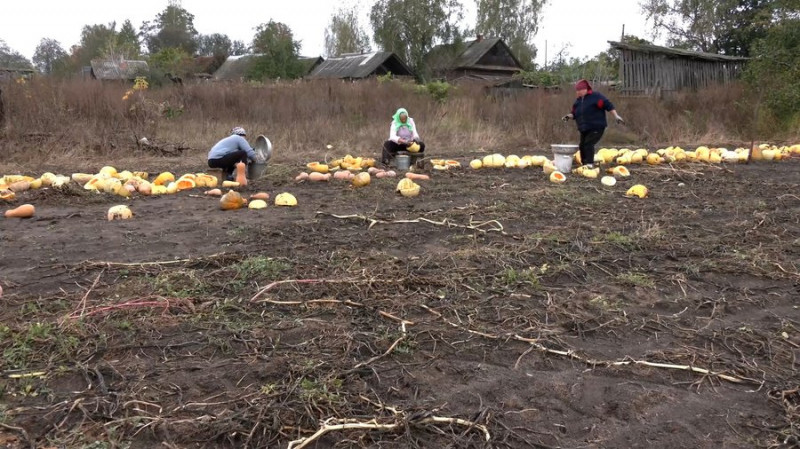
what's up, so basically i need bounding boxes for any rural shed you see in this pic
[213,54,324,81]
[608,41,748,96]
[90,59,149,81]
[427,36,523,83]
[306,52,414,80]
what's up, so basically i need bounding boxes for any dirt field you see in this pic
[1,154,799,449]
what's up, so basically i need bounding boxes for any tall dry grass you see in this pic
[0,77,794,169]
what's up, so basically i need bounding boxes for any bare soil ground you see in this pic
[1,154,799,449]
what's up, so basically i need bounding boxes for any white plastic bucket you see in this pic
[551,144,578,173]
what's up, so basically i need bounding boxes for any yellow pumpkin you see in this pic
[482,154,506,168]
[470,159,482,169]
[307,162,330,174]
[153,172,175,186]
[220,190,247,210]
[72,173,94,184]
[601,176,617,186]
[107,205,133,221]
[352,172,371,187]
[549,171,566,183]
[222,180,240,188]
[608,166,630,177]
[0,189,16,202]
[626,184,648,198]
[396,178,420,197]
[275,192,298,206]
[248,199,268,209]
[407,142,421,153]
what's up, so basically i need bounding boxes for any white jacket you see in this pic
[389,118,420,143]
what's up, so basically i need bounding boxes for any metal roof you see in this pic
[90,59,149,80]
[608,41,749,62]
[307,52,414,79]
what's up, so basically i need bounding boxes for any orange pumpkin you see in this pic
[235,162,248,186]
[220,190,247,210]
[205,188,222,196]
[5,204,35,218]
[176,178,196,191]
[308,172,331,182]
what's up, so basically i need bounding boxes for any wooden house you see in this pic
[427,36,523,83]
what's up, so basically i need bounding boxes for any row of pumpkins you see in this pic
[471,143,799,170]
[0,166,245,202]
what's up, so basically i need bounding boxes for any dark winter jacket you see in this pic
[571,91,615,132]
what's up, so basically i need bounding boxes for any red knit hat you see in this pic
[575,79,592,91]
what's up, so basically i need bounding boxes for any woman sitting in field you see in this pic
[382,108,426,166]
[207,127,257,181]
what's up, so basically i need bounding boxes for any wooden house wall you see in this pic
[619,50,745,95]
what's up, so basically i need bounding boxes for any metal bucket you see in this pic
[551,144,578,173]
[254,135,273,164]
[395,154,411,171]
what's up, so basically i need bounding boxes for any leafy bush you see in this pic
[415,80,453,103]
[516,70,560,87]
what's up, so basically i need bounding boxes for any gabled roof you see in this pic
[90,59,149,80]
[608,41,749,62]
[428,37,523,72]
[213,54,326,81]
[307,52,414,79]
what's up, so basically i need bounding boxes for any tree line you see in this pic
[0,0,796,94]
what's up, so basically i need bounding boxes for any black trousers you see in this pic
[208,150,248,177]
[579,129,605,166]
[382,140,425,165]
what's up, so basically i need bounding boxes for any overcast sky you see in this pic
[1,0,658,66]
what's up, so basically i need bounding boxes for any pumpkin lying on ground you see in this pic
[601,176,617,186]
[275,192,298,206]
[626,184,648,198]
[352,172,371,187]
[107,205,133,221]
[307,162,330,174]
[205,189,222,196]
[396,178,420,197]
[5,204,35,218]
[248,199,267,209]
[176,178,196,191]
[309,172,331,182]
[0,190,15,202]
[250,192,269,200]
[153,172,175,186]
[220,190,247,210]
[549,171,567,183]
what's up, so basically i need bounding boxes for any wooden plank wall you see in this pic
[619,50,744,96]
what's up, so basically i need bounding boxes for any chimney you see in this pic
[476,34,484,42]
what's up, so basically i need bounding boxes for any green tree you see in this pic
[370,0,465,78]
[324,6,371,57]
[475,0,547,69]
[249,21,305,80]
[231,40,248,56]
[198,33,233,58]
[639,0,794,56]
[116,20,141,59]
[74,23,118,66]
[141,0,199,55]
[0,40,33,70]
[32,38,69,75]
[744,18,800,126]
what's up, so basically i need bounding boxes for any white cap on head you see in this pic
[231,127,246,136]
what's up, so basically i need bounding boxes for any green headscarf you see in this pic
[392,108,413,131]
